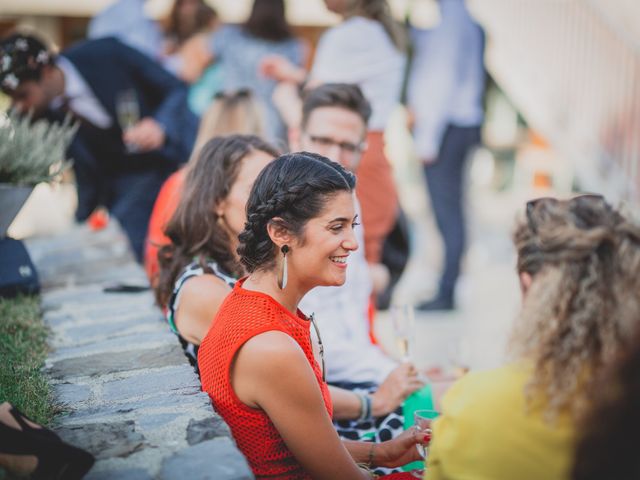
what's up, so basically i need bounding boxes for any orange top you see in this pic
[198,278,333,479]
[143,168,185,284]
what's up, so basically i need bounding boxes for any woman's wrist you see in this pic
[370,391,389,417]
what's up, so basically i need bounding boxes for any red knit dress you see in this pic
[198,278,333,479]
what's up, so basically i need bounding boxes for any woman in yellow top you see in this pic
[425,195,640,480]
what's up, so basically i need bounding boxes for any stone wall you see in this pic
[26,222,253,480]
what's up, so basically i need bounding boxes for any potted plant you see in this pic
[0,111,77,237]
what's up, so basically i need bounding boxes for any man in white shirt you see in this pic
[293,84,424,416]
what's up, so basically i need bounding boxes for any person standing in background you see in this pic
[88,0,222,99]
[407,0,485,311]
[261,0,407,267]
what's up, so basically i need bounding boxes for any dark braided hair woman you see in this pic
[198,152,427,479]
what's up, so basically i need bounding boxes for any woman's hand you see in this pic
[259,54,306,83]
[376,427,430,468]
[371,363,425,416]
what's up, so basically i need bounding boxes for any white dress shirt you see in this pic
[53,56,113,129]
[301,199,398,385]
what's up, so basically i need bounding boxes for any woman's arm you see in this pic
[233,331,371,479]
[174,274,231,344]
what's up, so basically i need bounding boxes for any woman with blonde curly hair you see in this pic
[424,195,640,480]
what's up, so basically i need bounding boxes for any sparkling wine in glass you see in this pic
[116,89,140,152]
[391,304,415,363]
[412,409,439,477]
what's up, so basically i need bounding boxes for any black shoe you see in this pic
[0,404,95,479]
[8,405,60,442]
[416,295,455,312]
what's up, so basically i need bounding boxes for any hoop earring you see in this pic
[278,245,289,290]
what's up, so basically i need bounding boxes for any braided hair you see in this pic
[238,152,356,273]
[510,196,640,419]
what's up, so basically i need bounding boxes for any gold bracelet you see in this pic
[368,442,376,468]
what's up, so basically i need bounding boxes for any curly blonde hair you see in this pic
[510,196,640,419]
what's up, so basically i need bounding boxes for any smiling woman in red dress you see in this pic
[198,152,426,479]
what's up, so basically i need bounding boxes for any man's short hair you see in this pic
[301,83,372,129]
[0,33,54,94]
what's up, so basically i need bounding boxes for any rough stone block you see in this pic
[136,413,181,432]
[186,416,232,445]
[85,468,153,480]
[55,421,146,459]
[102,365,200,402]
[60,391,212,425]
[160,438,253,480]
[47,342,185,379]
[53,383,92,405]
[48,331,171,362]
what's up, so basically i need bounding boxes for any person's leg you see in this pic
[108,170,167,263]
[69,135,105,221]
[418,125,480,310]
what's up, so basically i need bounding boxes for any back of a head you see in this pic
[155,134,279,307]
[243,0,293,42]
[191,90,267,161]
[511,195,640,417]
[344,0,406,51]
[301,83,372,130]
[238,152,355,273]
[0,33,54,94]
[167,0,218,42]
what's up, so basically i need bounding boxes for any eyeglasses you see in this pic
[306,134,366,155]
[526,194,606,233]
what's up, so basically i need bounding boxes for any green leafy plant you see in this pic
[0,112,77,186]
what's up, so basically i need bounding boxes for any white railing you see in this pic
[468,0,640,204]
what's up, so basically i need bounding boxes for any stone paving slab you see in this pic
[27,222,253,479]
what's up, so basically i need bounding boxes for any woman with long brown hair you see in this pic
[144,90,266,282]
[155,135,279,370]
[424,195,640,479]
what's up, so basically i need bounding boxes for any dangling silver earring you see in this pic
[278,245,289,290]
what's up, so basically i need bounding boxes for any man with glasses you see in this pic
[293,84,425,445]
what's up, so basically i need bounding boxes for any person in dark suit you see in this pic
[0,33,197,261]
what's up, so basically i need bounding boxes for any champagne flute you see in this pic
[115,89,140,152]
[412,409,439,477]
[391,304,415,363]
[447,338,471,379]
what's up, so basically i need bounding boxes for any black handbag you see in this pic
[0,237,40,298]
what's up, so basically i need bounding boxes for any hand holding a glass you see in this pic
[116,89,165,153]
[411,409,439,477]
[371,362,426,416]
[122,117,166,152]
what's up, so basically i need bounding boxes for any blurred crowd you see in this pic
[1,0,640,479]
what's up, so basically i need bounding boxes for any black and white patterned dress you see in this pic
[332,381,405,475]
[166,260,236,374]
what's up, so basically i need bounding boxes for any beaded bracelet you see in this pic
[356,393,373,421]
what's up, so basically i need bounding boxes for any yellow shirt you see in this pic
[425,364,575,480]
